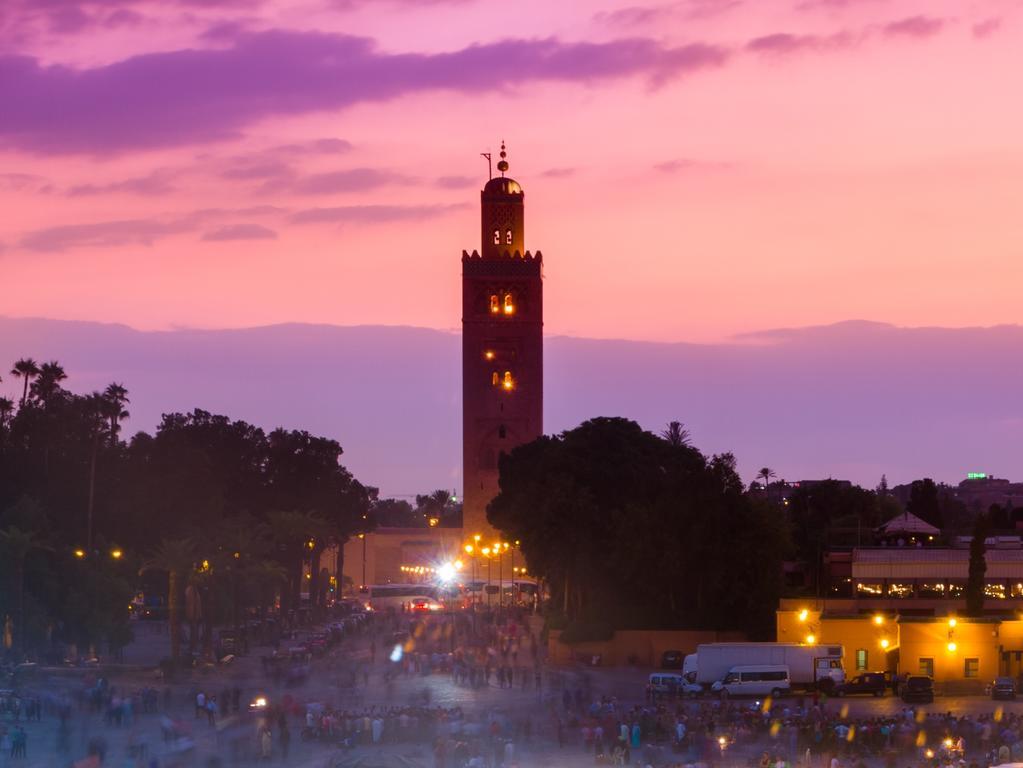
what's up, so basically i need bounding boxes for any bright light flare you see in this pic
[390,644,403,663]
[437,562,457,584]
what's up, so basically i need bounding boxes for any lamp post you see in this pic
[482,547,492,608]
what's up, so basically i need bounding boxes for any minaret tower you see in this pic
[461,143,543,538]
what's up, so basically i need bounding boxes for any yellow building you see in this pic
[778,600,1023,692]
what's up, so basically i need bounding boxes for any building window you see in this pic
[493,229,500,245]
[887,583,914,599]
[502,371,514,391]
[856,583,883,596]
[1012,582,1023,598]
[947,583,965,599]
[490,295,500,314]
[498,425,506,439]
[919,582,946,598]
[985,583,1007,599]
[484,350,495,361]
[855,649,868,671]
[503,293,515,315]
[506,229,513,244]
[491,371,499,386]
[964,658,979,678]
[919,658,934,677]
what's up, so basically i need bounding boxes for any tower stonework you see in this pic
[462,148,543,537]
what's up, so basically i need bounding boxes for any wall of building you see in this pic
[547,629,745,667]
[341,528,465,588]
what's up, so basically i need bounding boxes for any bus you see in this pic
[465,578,538,607]
[360,584,437,612]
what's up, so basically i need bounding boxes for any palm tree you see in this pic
[84,393,109,552]
[29,360,67,404]
[140,539,196,665]
[102,383,130,446]
[660,421,692,448]
[757,467,776,491]
[0,527,49,656]
[10,358,40,407]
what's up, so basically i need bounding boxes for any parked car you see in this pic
[712,665,792,699]
[900,675,934,703]
[992,676,1016,700]
[661,650,684,670]
[835,672,888,697]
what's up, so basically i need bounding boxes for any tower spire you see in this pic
[497,141,509,177]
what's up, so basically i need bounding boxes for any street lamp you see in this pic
[482,547,492,608]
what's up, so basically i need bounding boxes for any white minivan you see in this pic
[711,665,791,699]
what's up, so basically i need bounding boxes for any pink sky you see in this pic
[1,0,1021,343]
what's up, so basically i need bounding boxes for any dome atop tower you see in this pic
[483,176,522,195]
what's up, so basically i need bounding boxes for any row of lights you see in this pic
[798,609,961,652]
[74,548,122,560]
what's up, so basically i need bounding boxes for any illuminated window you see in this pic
[855,649,867,671]
[856,582,883,596]
[947,583,965,599]
[1011,583,1023,598]
[919,658,934,677]
[498,425,506,439]
[493,229,500,245]
[964,658,979,678]
[503,293,515,315]
[484,350,495,361]
[505,229,513,244]
[985,583,1007,599]
[491,372,499,386]
[490,295,500,314]
[887,583,914,599]
[502,371,514,390]
[919,582,946,598]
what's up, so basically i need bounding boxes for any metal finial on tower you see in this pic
[497,140,509,176]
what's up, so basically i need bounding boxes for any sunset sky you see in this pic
[2,0,1021,344]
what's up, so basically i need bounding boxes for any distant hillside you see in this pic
[1,317,1020,495]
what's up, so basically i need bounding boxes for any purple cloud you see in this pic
[221,160,294,181]
[67,169,177,196]
[289,168,411,195]
[655,158,729,173]
[435,175,477,189]
[201,223,277,241]
[972,18,1001,39]
[746,30,857,55]
[290,203,465,225]
[882,16,945,39]
[20,218,194,252]
[540,167,576,178]
[0,31,728,154]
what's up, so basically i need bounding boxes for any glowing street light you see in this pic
[110,549,123,559]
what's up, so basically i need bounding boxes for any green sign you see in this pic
[967,472,987,480]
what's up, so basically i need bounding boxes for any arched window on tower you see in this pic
[491,371,499,386]
[505,229,513,245]
[490,295,500,314]
[502,371,514,391]
[493,229,501,245]
[503,293,515,315]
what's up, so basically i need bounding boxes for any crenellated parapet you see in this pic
[462,249,542,277]
[462,249,542,263]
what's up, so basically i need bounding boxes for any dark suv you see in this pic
[836,672,887,697]
[901,675,934,703]
[992,677,1016,700]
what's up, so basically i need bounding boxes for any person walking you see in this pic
[260,725,273,761]
[279,715,290,761]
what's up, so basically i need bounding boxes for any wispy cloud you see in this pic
[20,218,195,252]
[201,223,277,241]
[540,167,576,178]
[67,169,177,196]
[655,158,729,173]
[972,18,1001,39]
[746,30,857,55]
[882,15,945,39]
[290,203,465,225]
[0,32,728,154]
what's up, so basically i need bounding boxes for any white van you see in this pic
[648,673,703,698]
[711,665,791,699]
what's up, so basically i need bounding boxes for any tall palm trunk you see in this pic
[20,378,29,407]
[87,432,99,552]
[168,569,181,663]
[13,558,25,656]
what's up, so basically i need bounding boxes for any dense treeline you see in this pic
[0,358,373,664]
[488,417,788,640]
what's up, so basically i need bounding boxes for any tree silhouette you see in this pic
[966,514,989,617]
[0,526,50,656]
[141,538,196,665]
[102,383,130,446]
[10,358,40,407]
[29,361,67,404]
[660,421,692,448]
[757,467,776,490]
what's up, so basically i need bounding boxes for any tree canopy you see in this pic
[487,417,788,640]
